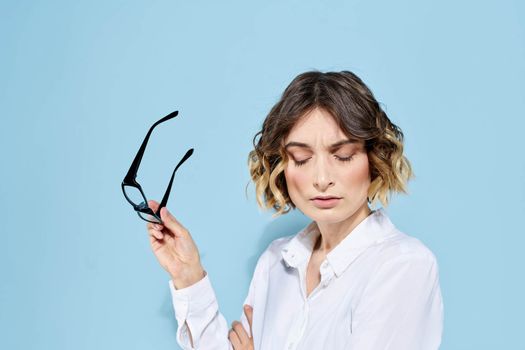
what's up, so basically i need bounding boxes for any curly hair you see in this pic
[247,70,414,216]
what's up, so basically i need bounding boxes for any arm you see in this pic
[169,271,233,350]
[169,251,268,350]
[348,251,444,350]
[145,200,225,349]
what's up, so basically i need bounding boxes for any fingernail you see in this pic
[155,224,163,230]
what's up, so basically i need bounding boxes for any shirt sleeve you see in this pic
[348,250,444,350]
[168,251,269,349]
[168,271,232,350]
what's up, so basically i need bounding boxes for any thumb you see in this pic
[159,207,188,238]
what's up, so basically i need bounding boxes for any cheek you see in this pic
[346,157,371,186]
[284,165,310,194]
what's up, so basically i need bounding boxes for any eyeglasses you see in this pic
[121,110,193,224]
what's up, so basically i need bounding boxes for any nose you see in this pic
[313,156,334,192]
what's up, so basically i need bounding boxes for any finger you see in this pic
[146,200,164,231]
[146,223,165,233]
[147,227,164,240]
[159,207,188,238]
[149,230,175,247]
[229,328,241,349]
[232,321,250,345]
[148,199,160,212]
[244,305,253,334]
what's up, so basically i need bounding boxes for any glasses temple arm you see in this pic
[157,148,194,215]
[123,111,179,182]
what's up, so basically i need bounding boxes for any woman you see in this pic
[146,70,444,349]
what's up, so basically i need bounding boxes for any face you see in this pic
[283,107,371,225]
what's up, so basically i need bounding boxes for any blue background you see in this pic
[1,1,523,349]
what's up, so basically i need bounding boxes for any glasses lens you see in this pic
[138,211,162,224]
[123,185,147,207]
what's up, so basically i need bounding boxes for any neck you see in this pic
[313,203,372,255]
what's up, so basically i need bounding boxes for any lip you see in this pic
[310,196,342,209]
[312,195,341,200]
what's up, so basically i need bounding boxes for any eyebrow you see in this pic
[284,139,360,151]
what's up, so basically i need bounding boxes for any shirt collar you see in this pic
[280,208,397,277]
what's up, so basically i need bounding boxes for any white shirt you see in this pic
[168,208,444,349]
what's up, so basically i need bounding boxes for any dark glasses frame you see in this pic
[121,110,193,224]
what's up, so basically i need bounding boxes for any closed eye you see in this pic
[294,158,310,167]
[335,155,354,162]
[293,154,355,167]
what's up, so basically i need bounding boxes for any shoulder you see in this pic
[259,234,294,263]
[252,232,297,271]
[383,228,437,258]
[268,234,295,254]
[371,227,441,279]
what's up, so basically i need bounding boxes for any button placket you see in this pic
[285,301,309,350]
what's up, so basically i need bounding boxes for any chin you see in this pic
[304,208,350,224]
[306,201,368,224]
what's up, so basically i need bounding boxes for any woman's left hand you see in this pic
[228,305,254,350]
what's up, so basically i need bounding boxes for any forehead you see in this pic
[284,108,351,143]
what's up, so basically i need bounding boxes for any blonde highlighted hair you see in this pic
[248,70,414,216]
